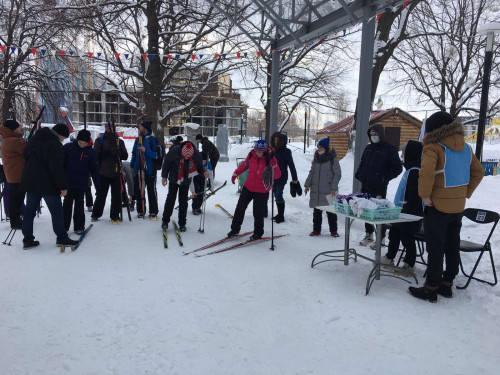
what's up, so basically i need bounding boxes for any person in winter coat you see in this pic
[355,124,402,246]
[91,121,128,223]
[0,119,26,229]
[195,134,220,177]
[380,140,424,276]
[228,140,281,241]
[409,112,484,303]
[130,120,158,219]
[20,124,79,249]
[161,141,207,232]
[304,137,342,237]
[63,130,100,234]
[271,132,298,224]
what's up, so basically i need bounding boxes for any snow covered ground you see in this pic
[1,140,499,375]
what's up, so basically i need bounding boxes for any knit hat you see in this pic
[254,139,267,152]
[181,142,194,159]
[425,111,454,134]
[318,137,330,150]
[4,119,20,131]
[52,123,70,138]
[195,134,203,140]
[77,129,91,143]
[140,120,152,133]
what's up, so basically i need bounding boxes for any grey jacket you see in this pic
[305,149,342,208]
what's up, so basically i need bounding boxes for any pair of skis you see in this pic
[182,232,288,257]
[60,224,93,252]
[163,220,183,248]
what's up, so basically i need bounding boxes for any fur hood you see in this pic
[423,122,465,151]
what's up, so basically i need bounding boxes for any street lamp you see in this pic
[476,23,500,161]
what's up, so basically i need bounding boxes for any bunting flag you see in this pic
[31,48,36,55]
[115,53,120,59]
[0,46,6,53]
[41,49,46,56]
[60,50,65,56]
[88,52,93,58]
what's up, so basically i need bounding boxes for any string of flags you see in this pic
[0,1,411,62]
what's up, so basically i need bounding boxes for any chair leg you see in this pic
[396,247,405,267]
[457,250,498,289]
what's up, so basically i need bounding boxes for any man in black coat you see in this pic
[195,134,220,177]
[355,124,403,246]
[161,141,207,231]
[20,124,80,249]
[91,122,128,222]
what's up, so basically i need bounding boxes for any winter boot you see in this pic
[161,221,168,230]
[331,231,340,237]
[360,233,374,246]
[227,229,240,238]
[74,228,85,235]
[179,225,187,232]
[91,216,99,222]
[249,234,262,241]
[438,281,453,298]
[395,262,416,277]
[408,283,438,303]
[273,202,285,223]
[129,200,136,212]
[56,237,80,247]
[87,206,93,212]
[309,230,321,236]
[192,208,203,215]
[23,240,40,250]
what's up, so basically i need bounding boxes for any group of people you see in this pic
[0,111,485,304]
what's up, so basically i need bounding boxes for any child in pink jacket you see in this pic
[228,140,281,241]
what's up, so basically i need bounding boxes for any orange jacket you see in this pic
[0,126,26,183]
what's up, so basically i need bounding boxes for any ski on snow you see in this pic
[163,229,168,248]
[175,180,227,209]
[172,220,183,246]
[182,231,254,256]
[62,224,93,252]
[195,234,288,257]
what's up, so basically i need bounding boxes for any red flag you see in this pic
[237,52,241,58]
[168,54,172,60]
[115,53,120,59]
[142,54,147,60]
[377,14,383,21]
[31,48,37,55]
[192,54,196,60]
[0,46,6,53]
[403,0,410,7]
[88,52,93,58]
[215,53,219,59]
[60,50,65,57]
[257,51,262,57]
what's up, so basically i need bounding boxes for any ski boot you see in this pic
[57,237,80,252]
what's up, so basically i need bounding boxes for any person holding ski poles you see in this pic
[227,140,281,241]
[130,120,158,219]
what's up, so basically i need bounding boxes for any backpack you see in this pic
[150,136,165,170]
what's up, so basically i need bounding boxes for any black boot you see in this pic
[23,240,40,250]
[227,229,239,238]
[438,281,453,298]
[408,283,438,303]
[56,237,80,247]
[273,202,285,223]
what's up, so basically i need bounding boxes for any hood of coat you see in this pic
[423,122,465,151]
[403,140,422,169]
[367,124,385,144]
[271,132,287,151]
[0,125,21,139]
[314,148,336,163]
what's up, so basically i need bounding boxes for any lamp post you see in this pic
[476,23,500,161]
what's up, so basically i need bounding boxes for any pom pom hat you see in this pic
[181,142,194,159]
[254,139,267,152]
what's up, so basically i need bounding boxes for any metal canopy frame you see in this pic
[207,0,408,192]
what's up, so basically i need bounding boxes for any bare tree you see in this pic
[389,0,500,118]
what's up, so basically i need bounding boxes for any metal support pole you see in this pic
[352,6,376,194]
[303,110,307,153]
[269,46,280,142]
[83,100,87,130]
[240,114,244,144]
[476,32,494,162]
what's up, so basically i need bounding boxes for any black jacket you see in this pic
[94,132,128,179]
[200,137,220,162]
[162,141,204,186]
[64,141,100,191]
[271,132,298,184]
[355,124,402,194]
[20,127,67,196]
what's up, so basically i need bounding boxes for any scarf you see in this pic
[178,157,198,184]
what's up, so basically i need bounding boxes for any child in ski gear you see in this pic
[304,138,341,237]
[91,120,128,222]
[271,132,298,224]
[196,134,220,178]
[130,120,158,218]
[228,140,281,241]
[355,124,402,245]
[190,151,215,215]
[0,119,26,230]
[409,112,484,302]
[381,140,424,275]
[161,141,207,231]
[20,124,79,249]
[63,130,100,234]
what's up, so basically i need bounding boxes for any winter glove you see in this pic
[231,173,237,184]
[290,181,297,197]
[295,181,303,196]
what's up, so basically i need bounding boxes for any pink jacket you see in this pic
[234,151,281,193]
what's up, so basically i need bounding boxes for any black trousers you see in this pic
[386,223,418,267]
[313,208,337,232]
[423,206,463,287]
[361,186,387,235]
[8,183,25,228]
[162,183,189,226]
[63,188,85,231]
[85,181,93,208]
[134,173,158,215]
[192,175,205,210]
[92,175,122,221]
[231,186,267,237]
[211,158,219,179]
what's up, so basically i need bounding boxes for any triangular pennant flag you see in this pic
[257,51,262,57]
[88,52,93,58]
[97,52,102,58]
[11,47,16,53]
[1,46,6,53]
[199,54,204,59]
[51,50,57,56]
[215,53,219,59]
[124,53,129,59]
[60,50,65,56]
[31,48,37,55]
[21,47,28,53]
[376,14,383,21]
[243,52,247,58]
[192,54,196,60]
[222,53,227,59]
[142,54,147,60]
[175,54,180,60]
[69,50,74,56]
[237,52,241,58]
[115,53,120,59]
[149,54,155,60]
[159,53,164,60]
[403,0,410,7]
[168,54,172,60]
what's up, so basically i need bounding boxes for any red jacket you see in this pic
[234,150,281,193]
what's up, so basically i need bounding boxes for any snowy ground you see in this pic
[1,141,500,375]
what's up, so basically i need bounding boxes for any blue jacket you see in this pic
[64,141,100,191]
[271,133,298,184]
[130,132,157,176]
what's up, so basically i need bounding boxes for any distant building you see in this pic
[316,108,422,159]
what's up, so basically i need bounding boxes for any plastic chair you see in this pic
[457,208,499,289]
[235,158,249,193]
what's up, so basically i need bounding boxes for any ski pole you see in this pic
[198,178,207,233]
[270,185,275,251]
